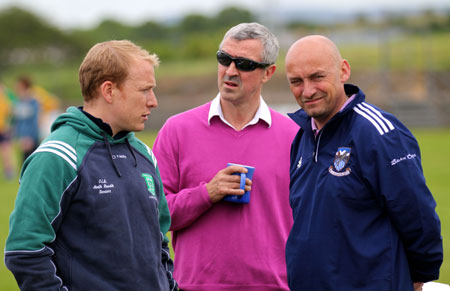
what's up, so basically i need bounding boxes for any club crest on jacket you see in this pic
[329,147,352,177]
[141,173,157,197]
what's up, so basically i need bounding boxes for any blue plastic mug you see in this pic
[223,163,255,204]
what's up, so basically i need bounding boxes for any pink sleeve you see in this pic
[153,122,213,231]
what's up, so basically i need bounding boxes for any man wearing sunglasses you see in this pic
[153,23,298,290]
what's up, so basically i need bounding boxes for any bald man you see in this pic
[285,35,442,291]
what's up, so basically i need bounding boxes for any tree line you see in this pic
[1,5,449,70]
[0,6,257,69]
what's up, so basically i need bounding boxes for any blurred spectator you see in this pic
[32,85,61,139]
[0,82,16,179]
[12,76,41,163]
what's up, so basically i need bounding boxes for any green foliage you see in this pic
[0,6,84,73]
[91,19,137,41]
[215,7,256,28]
[139,40,180,62]
[178,14,214,34]
[387,9,450,33]
[0,4,448,72]
[0,5,258,67]
[135,20,170,40]
[180,33,223,59]
[0,5,449,104]
[176,7,255,35]
[0,7,67,49]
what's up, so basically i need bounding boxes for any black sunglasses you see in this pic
[216,50,270,72]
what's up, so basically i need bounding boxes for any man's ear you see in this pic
[340,59,351,83]
[100,81,114,104]
[262,64,277,84]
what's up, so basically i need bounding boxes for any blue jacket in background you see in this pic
[13,97,40,143]
[286,84,443,290]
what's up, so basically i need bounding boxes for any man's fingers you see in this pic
[224,165,248,174]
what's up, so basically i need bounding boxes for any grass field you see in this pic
[0,128,449,290]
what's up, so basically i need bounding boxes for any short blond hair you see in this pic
[79,40,159,101]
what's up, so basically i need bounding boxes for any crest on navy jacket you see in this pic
[329,147,352,176]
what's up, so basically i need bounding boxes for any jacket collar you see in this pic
[79,107,129,140]
[288,84,365,131]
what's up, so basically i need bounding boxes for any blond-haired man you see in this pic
[5,40,177,291]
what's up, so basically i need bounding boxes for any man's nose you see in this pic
[147,92,158,108]
[225,61,239,76]
[302,80,316,98]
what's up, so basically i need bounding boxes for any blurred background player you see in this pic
[12,76,40,163]
[0,82,16,179]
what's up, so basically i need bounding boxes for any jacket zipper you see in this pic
[314,129,324,163]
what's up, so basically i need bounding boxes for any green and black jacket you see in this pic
[5,106,176,290]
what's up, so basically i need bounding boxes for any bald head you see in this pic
[284,35,351,129]
[286,35,343,70]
